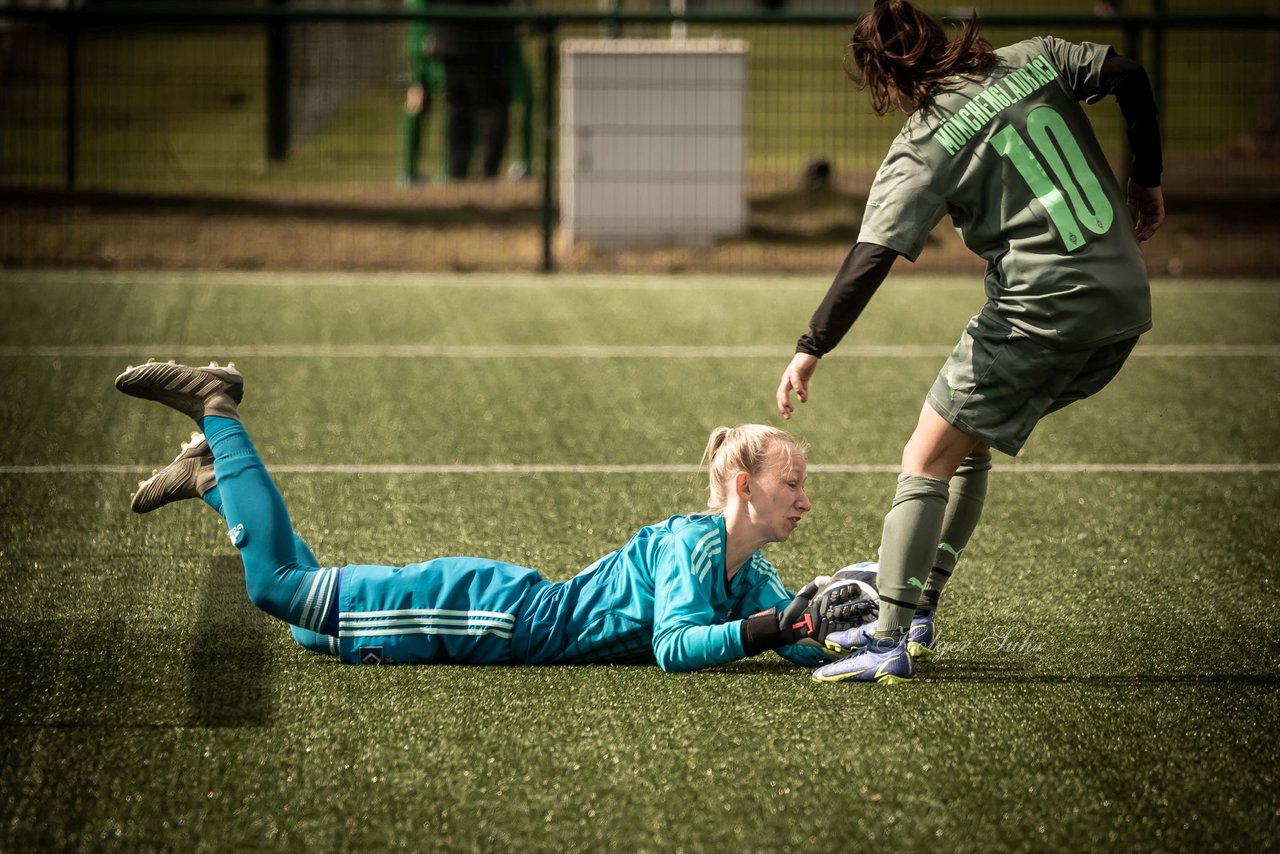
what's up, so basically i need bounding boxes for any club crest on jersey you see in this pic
[358,646,383,665]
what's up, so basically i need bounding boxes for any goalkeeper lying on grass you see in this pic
[116,360,876,670]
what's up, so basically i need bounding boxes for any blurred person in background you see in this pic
[507,37,534,179]
[433,0,517,179]
[399,0,447,186]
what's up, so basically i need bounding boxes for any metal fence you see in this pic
[1,2,1276,273]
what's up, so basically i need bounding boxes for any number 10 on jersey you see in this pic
[993,105,1115,252]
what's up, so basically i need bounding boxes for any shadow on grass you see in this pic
[924,660,1280,687]
[184,556,277,727]
[0,556,276,729]
[706,657,1280,686]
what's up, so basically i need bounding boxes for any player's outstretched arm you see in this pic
[781,242,900,419]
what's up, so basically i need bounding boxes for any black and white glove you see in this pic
[740,577,879,656]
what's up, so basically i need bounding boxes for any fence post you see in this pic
[266,0,290,162]
[539,20,558,273]
[64,16,78,190]
[1150,1,1166,123]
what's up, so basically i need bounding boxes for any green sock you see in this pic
[873,473,950,641]
[438,116,451,182]
[401,109,422,180]
[922,450,991,612]
[510,42,534,173]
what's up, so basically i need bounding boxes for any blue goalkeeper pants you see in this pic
[200,417,549,665]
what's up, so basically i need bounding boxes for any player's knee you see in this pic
[901,438,984,481]
[959,446,993,474]
[899,451,958,482]
[242,562,300,623]
[290,624,338,656]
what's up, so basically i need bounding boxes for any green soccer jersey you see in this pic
[858,37,1152,350]
[405,0,444,92]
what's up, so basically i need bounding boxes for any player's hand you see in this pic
[777,578,878,647]
[1126,180,1164,242]
[776,352,819,420]
[406,84,425,112]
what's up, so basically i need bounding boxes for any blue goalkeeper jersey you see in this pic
[324,513,829,670]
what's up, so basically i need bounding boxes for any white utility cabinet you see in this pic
[559,38,748,247]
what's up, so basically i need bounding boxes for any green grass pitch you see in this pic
[1,270,1278,850]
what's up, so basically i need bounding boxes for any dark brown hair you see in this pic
[845,0,998,116]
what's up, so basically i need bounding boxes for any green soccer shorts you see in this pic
[926,313,1140,456]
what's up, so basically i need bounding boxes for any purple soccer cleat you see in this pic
[812,635,915,684]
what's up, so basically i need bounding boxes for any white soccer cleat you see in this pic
[130,432,216,514]
[115,359,243,421]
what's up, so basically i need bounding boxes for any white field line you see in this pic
[2,463,1278,475]
[4,270,1278,292]
[0,271,835,292]
[2,344,1279,359]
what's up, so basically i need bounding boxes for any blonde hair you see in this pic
[702,425,806,513]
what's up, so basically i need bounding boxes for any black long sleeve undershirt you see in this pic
[1098,51,1163,188]
[795,242,900,357]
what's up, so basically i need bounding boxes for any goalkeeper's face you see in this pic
[750,452,812,543]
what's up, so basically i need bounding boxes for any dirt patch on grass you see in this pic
[2,150,1275,277]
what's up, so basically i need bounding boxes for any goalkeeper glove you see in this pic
[740,577,877,656]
